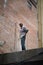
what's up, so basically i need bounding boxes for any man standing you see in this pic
[19,23,28,50]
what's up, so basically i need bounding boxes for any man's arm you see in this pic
[26,29,28,33]
[23,27,29,33]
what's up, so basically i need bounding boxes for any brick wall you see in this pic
[0,0,38,54]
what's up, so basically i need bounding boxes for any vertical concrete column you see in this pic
[41,0,43,47]
[14,22,21,52]
[38,0,42,47]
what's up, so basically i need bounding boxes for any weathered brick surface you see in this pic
[0,0,38,54]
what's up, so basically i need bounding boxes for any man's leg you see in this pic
[21,36,26,50]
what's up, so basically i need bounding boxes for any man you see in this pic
[19,23,28,50]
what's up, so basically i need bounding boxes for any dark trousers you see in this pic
[21,36,26,50]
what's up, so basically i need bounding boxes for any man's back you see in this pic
[20,26,28,38]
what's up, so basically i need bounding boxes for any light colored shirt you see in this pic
[20,26,27,38]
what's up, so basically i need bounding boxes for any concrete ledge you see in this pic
[0,48,43,64]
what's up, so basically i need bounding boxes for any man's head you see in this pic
[19,23,23,28]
